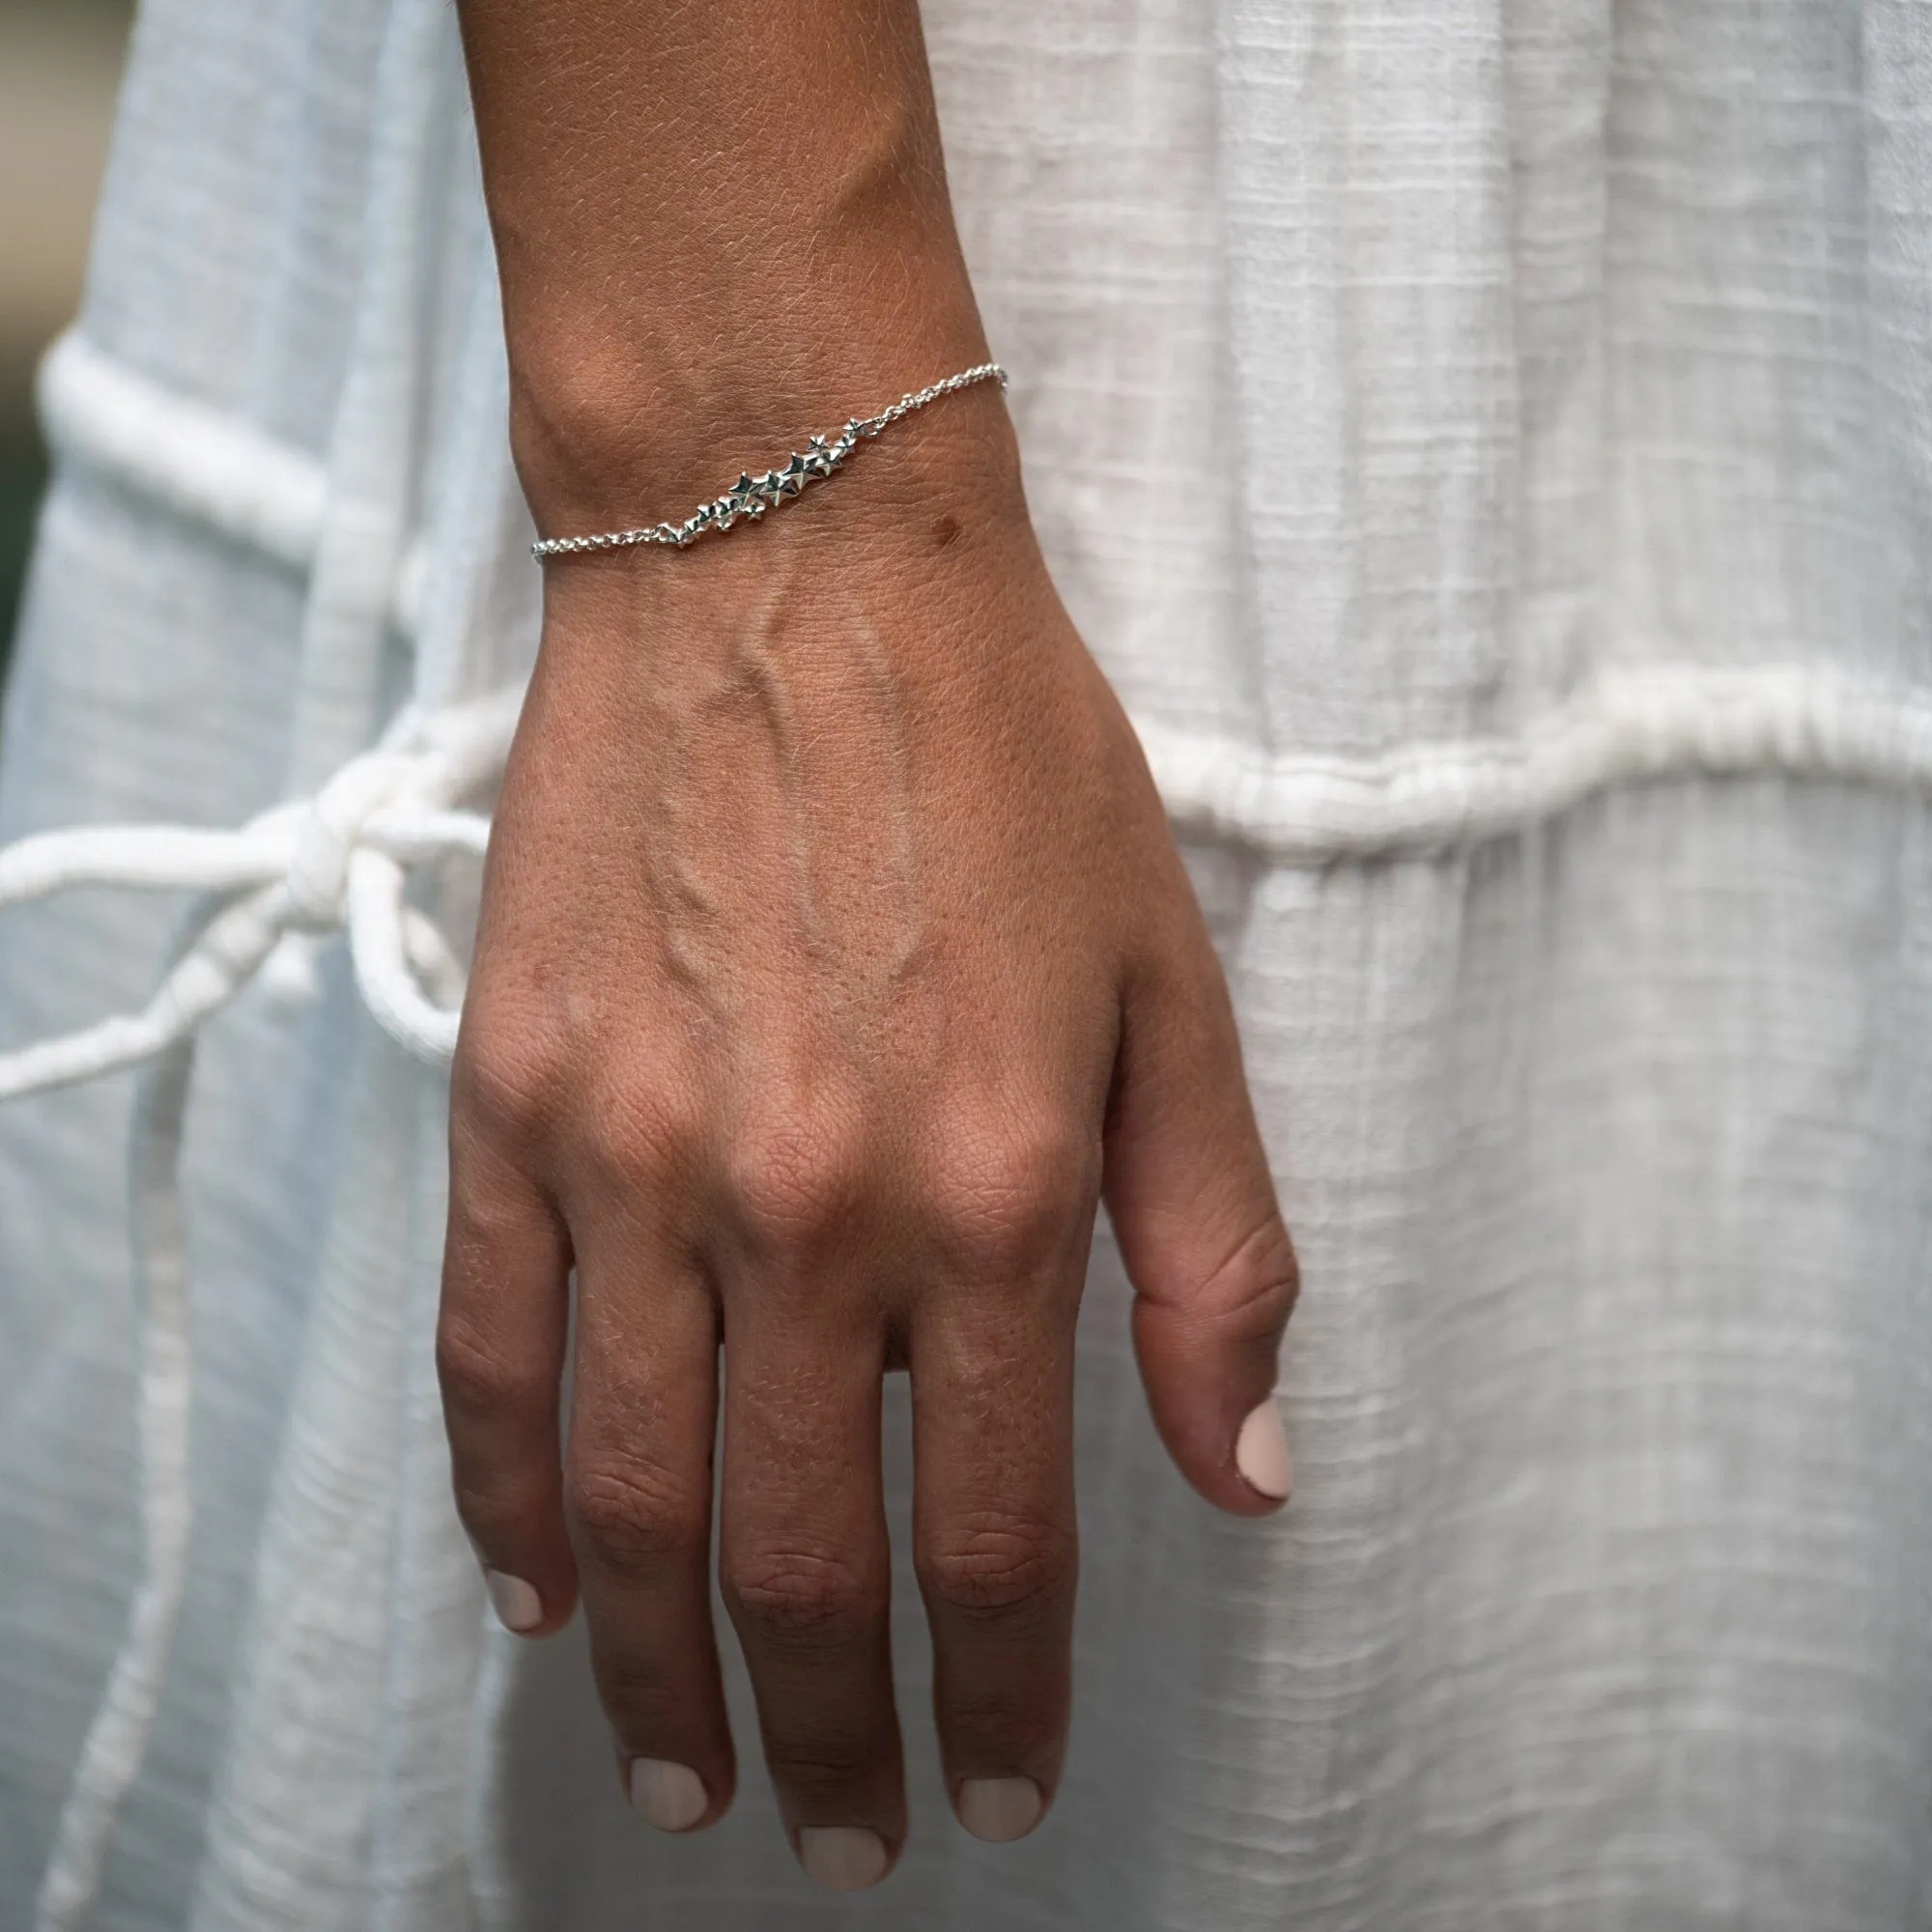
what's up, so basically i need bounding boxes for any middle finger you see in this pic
[719,1275,903,1891]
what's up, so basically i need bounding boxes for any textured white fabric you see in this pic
[3,0,1932,1927]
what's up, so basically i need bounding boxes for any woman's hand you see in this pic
[447,0,1295,1888]
[437,391,1295,1886]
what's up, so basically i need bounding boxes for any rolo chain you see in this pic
[530,362,1007,559]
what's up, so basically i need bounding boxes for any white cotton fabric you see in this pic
[3,0,1932,1926]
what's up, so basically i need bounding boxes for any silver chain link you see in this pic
[530,362,1007,560]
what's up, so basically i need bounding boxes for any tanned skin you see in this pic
[444,0,1298,1885]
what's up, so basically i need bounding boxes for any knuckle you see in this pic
[1198,1212,1300,1340]
[762,1735,882,1801]
[449,1464,545,1545]
[590,1645,682,1731]
[928,1108,1094,1273]
[724,1104,867,1257]
[436,1307,542,1419]
[582,1077,699,1196]
[453,1017,562,1149]
[725,1544,878,1649]
[943,1674,1067,1740]
[918,1510,1074,1625]
[567,1455,706,1573]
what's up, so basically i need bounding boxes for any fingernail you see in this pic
[628,1757,708,1833]
[957,1776,1043,1843]
[483,1568,544,1634]
[1236,1397,1293,1500]
[797,1826,890,1890]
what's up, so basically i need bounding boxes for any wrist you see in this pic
[527,376,1044,680]
[502,190,998,536]
[462,0,1003,547]
[511,324,1021,556]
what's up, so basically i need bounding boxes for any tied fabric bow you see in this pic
[0,687,519,1101]
[22,685,520,1932]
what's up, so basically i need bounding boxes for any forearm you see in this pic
[456,0,1001,534]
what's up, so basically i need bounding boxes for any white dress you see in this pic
[4,0,1931,1926]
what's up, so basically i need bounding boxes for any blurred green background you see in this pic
[0,0,135,660]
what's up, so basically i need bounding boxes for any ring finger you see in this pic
[565,1220,734,1833]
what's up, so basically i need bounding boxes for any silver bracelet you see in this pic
[529,361,1007,559]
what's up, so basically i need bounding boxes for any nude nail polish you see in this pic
[957,1776,1042,1842]
[1235,1398,1293,1500]
[628,1757,708,1833]
[797,1826,890,1890]
[483,1568,544,1634]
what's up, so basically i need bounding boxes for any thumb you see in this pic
[1103,943,1299,1516]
